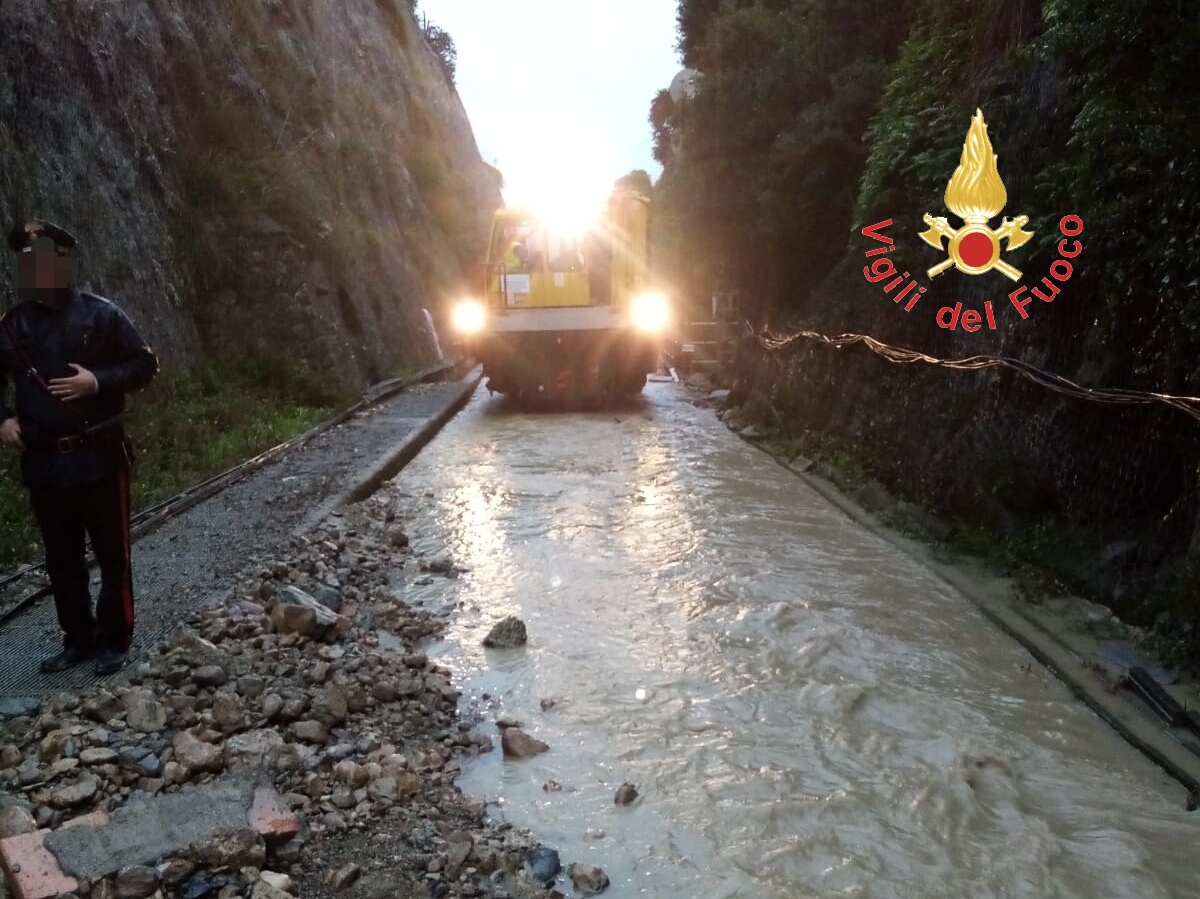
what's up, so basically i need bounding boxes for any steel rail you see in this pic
[0,359,463,626]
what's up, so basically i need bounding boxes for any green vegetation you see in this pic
[0,454,39,569]
[0,360,341,571]
[656,0,913,303]
[854,0,1200,385]
[421,22,457,86]
[413,3,457,85]
[1039,0,1200,385]
[663,0,1200,359]
[662,0,1200,660]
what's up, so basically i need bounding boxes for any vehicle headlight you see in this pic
[451,299,487,335]
[630,291,671,333]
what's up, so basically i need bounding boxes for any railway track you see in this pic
[0,359,464,629]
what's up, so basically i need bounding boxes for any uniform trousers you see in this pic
[28,465,134,653]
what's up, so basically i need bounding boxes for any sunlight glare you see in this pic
[505,125,618,235]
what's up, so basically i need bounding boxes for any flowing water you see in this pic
[384,381,1199,898]
[423,308,446,362]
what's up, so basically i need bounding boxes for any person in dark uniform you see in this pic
[0,219,159,675]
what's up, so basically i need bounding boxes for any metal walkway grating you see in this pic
[0,607,183,696]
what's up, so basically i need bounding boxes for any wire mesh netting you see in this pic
[742,325,1200,602]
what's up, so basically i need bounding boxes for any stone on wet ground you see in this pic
[524,846,561,883]
[567,862,611,894]
[614,783,638,805]
[707,388,731,407]
[500,727,550,759]
[482,615,527,648]
[0,496,572,899]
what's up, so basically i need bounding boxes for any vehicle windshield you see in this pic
[493,217,585,274]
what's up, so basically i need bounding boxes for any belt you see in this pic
[42,417,123,454]
[51,433,96,454]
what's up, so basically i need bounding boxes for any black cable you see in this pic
[753,328,1200,422]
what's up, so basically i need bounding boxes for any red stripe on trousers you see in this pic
[116,467,134,639]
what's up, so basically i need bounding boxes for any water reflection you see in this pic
[390,383,1199,899]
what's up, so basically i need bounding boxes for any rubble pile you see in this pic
[0,496,586,899]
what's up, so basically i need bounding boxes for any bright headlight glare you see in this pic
[451,299,487,335]
[631,292,670,332]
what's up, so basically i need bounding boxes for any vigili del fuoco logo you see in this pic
[861,109,1084,332]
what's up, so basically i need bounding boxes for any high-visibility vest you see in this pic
[505,241,522,272]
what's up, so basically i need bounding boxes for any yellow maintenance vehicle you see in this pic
[449,187,670,401]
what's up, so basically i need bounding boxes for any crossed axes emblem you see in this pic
[919,214,1034,281]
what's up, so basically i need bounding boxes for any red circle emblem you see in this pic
[958,231,995,268]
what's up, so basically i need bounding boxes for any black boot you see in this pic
[39,644,93,673]
[94,648,128,676]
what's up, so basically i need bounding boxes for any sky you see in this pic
[415,0,683,218]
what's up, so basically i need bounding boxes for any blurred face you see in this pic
[15,235,74,303]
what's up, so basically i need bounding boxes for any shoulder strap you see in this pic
[1,315,85,424]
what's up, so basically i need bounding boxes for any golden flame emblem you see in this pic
[920,109,1033,280]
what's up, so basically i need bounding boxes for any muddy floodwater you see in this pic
[384,382,1199,898]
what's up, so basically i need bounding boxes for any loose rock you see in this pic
[259,871,294,894]
[173,732,223,774]
[0,501,603,899]
[312,586,343,613]
[114,865,159,899]
[261,694,285,720]
[524,847,561,883]
[567,862,611,895]
[211,693,245,732]
[328,863,361,891]
[289,720,329,745]
[189,829,266,870]
[79,747,119,766]
[272,586,343,639]
[157,858,196,886]
[444,831,472,874]
[193,665,229,688]
[500,727,549,758]
[50,774,99,808]
[124,690,168,733]
[224,730,285,768]
[0,804,36,838]
[482,616,527,648]
[252,881,292,899]
[0,697,41,721]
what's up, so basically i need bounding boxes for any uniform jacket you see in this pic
[0,287,159,489]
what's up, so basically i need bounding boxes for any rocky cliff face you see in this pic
[0,0,500,389]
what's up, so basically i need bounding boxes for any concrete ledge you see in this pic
[743,433,1200,802]
[296,369,481,534]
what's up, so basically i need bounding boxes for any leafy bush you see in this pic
[657,0,915,309]
[421,20,457,86]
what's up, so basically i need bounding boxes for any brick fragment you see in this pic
[0,810,109,899]
[247,787,298,844]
